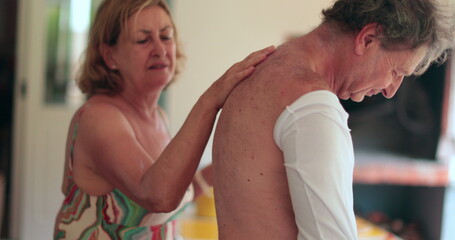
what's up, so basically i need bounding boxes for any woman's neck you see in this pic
[119,90,161,120]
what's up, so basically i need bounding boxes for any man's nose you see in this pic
[383,76,404,99]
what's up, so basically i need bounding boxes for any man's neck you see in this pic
[292,23,350,96]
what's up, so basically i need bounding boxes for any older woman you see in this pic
[53,0,274,239]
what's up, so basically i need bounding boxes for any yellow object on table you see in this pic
[180,187,218,240]
[196,188,216,217]
[357,217,402,240]
[180,217,218,240]
[181,190,401,240]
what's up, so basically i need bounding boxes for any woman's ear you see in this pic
[100,43,117,70]
[354,23,382,55]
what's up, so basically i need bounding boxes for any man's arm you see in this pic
[274,90,358,240]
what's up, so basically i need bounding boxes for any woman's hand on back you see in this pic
[204,45,275,110]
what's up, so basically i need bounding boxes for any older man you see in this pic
[213,0,454,239]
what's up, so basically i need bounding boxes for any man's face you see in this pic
[348,46,428,102]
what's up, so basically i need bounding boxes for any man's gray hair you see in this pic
[322,0,455,75]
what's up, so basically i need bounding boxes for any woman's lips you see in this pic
[148,63,168,70]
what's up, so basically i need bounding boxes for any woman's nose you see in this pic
[152,40,167,57]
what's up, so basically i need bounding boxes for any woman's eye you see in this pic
[137,39,149,44]
[161,36,173,41]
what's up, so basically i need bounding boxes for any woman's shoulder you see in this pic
[84,95,124,113]
[78,95,130,129]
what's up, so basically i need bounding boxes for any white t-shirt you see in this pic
[274,90,358,240]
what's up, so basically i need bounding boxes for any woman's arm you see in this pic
[77,46,275,213]
[143,46,275,211]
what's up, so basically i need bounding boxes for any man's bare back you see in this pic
[213,42,327,240]
[212,0,455,238]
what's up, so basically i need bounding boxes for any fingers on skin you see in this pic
[228,45,275,79]
[242,45,276,67]
[221,66,253,90]
[226,46,275,84]
[235,66,255,80]
[249,45,276,58]
[209,47,275,109]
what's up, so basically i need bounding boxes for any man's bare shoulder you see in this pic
[288,66,330,91]
[254,59,331,107]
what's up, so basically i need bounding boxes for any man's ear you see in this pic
[100,43,117,70]
[354,23,382,55]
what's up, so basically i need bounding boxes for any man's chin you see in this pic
[350,94,365,102]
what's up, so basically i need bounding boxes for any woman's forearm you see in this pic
[141,95,218,212]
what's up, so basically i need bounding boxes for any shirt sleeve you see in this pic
[274,90,358,240]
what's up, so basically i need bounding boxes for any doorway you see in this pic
[0,0,17,237]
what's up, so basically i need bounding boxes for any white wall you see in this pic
[169,0,333,165]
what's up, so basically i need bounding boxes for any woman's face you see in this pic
[108,6,176,92]
[347,45,427,102]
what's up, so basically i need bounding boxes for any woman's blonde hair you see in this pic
[77,0,184,96]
